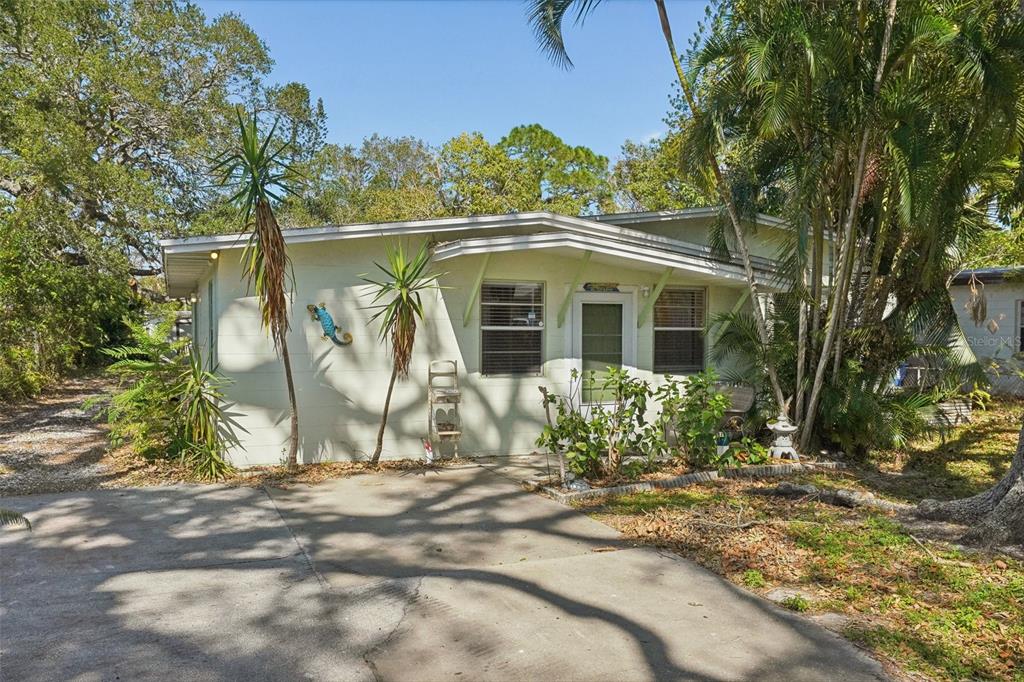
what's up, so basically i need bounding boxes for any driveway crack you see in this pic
[363,575,425,682]
[261,486,331,592]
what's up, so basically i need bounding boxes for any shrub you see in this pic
[97,316,237,480]
[537,368,733,479]
[715,437,769,469]
[657,369,731,467]
[538,369,663,479]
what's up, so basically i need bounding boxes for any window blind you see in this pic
[481,282,544,375]
[653,288,705,374]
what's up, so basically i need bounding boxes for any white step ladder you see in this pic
[427,360,461,459]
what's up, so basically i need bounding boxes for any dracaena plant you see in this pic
[361,241,443,465]
[212,108,302,470]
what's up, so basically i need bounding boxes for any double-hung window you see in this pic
[480,282,544,375]
[653,287,705,374]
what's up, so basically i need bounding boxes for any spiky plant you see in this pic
[100,317,237,480]
[1,509,30,530]
[213,108,302,470]
[361,242,442,465]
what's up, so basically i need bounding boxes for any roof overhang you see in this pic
[433,232,778,288]
[951,267,1024,285]
[161,210,786,298]
[593,207,789,230]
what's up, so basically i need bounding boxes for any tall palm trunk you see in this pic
[800,0,899,451]
[280,337,299,469]
[654,0,787,410]
[371,365,400,465]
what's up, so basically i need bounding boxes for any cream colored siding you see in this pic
[209,236,749,466]
[191,268,214,363]
[618,216,788,262]
[951,281,1024,395]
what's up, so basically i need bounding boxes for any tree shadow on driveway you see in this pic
[1,464,886,681]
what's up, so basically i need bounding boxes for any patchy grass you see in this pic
[863,398,1023,504]
[781,594,810,612]
[582,474,1023,681]
[596,488,729,515]
[742,569,767,588]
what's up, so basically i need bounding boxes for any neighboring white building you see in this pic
[950,266,1024,396]
[160,209,798,466]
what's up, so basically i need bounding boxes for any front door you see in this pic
[572,291,635,403]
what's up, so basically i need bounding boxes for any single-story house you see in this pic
[950,266,1024,396]
[160,209,794,466]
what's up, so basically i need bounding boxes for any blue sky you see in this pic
[198,0,710,160]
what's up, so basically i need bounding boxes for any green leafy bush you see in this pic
[537,368,733,479]
[0,221,138,401]
[818,360,934,457]
[715,437,770,469]
[98,317,237,480]
[538,369,665,479]
[657,369,732,467]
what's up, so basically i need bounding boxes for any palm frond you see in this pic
[525,0,604,69]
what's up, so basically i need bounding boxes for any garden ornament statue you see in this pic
[767,411,799,460]
[307,303,353,346]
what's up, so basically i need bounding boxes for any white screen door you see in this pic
[572,291,635,402]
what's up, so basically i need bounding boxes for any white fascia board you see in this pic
[432,232,778,288]
[593,207,787,229]
[160,212,574,254]
[160,210,770,255]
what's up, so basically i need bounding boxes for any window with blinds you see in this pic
[653,287,705,374]
[481,282,544,375]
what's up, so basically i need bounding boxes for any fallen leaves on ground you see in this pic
[582,476,1024,681]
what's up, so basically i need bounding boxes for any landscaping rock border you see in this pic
[530,460,844,505]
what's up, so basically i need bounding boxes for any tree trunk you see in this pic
[654,0,787,410]
[280,336,300,471]
[800,0,899,451]
[917,415,1024,547]
[371,365,400,465]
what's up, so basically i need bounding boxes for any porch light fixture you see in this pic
[210,251,219,260]
[641,286,651,297]
[189,292,198,304]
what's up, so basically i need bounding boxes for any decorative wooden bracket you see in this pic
[730,289,750,314]
[463,252,492,327]
[637,268,674,328]
[557,250,592,328]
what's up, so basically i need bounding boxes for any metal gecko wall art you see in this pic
[307,303,353,346]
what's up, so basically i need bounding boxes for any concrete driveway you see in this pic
[1,462,886,681]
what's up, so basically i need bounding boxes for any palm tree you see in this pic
[213,109,302,470]
[526,0,788,411]
[361,242,442,465]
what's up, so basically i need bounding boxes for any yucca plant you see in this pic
[213,108,302,470]
[1,508,30,530]
[361,242,443,465]
[100,317,237,480]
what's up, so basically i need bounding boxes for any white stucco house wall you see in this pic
[950,266,1024,396]
[160,209,795,466]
